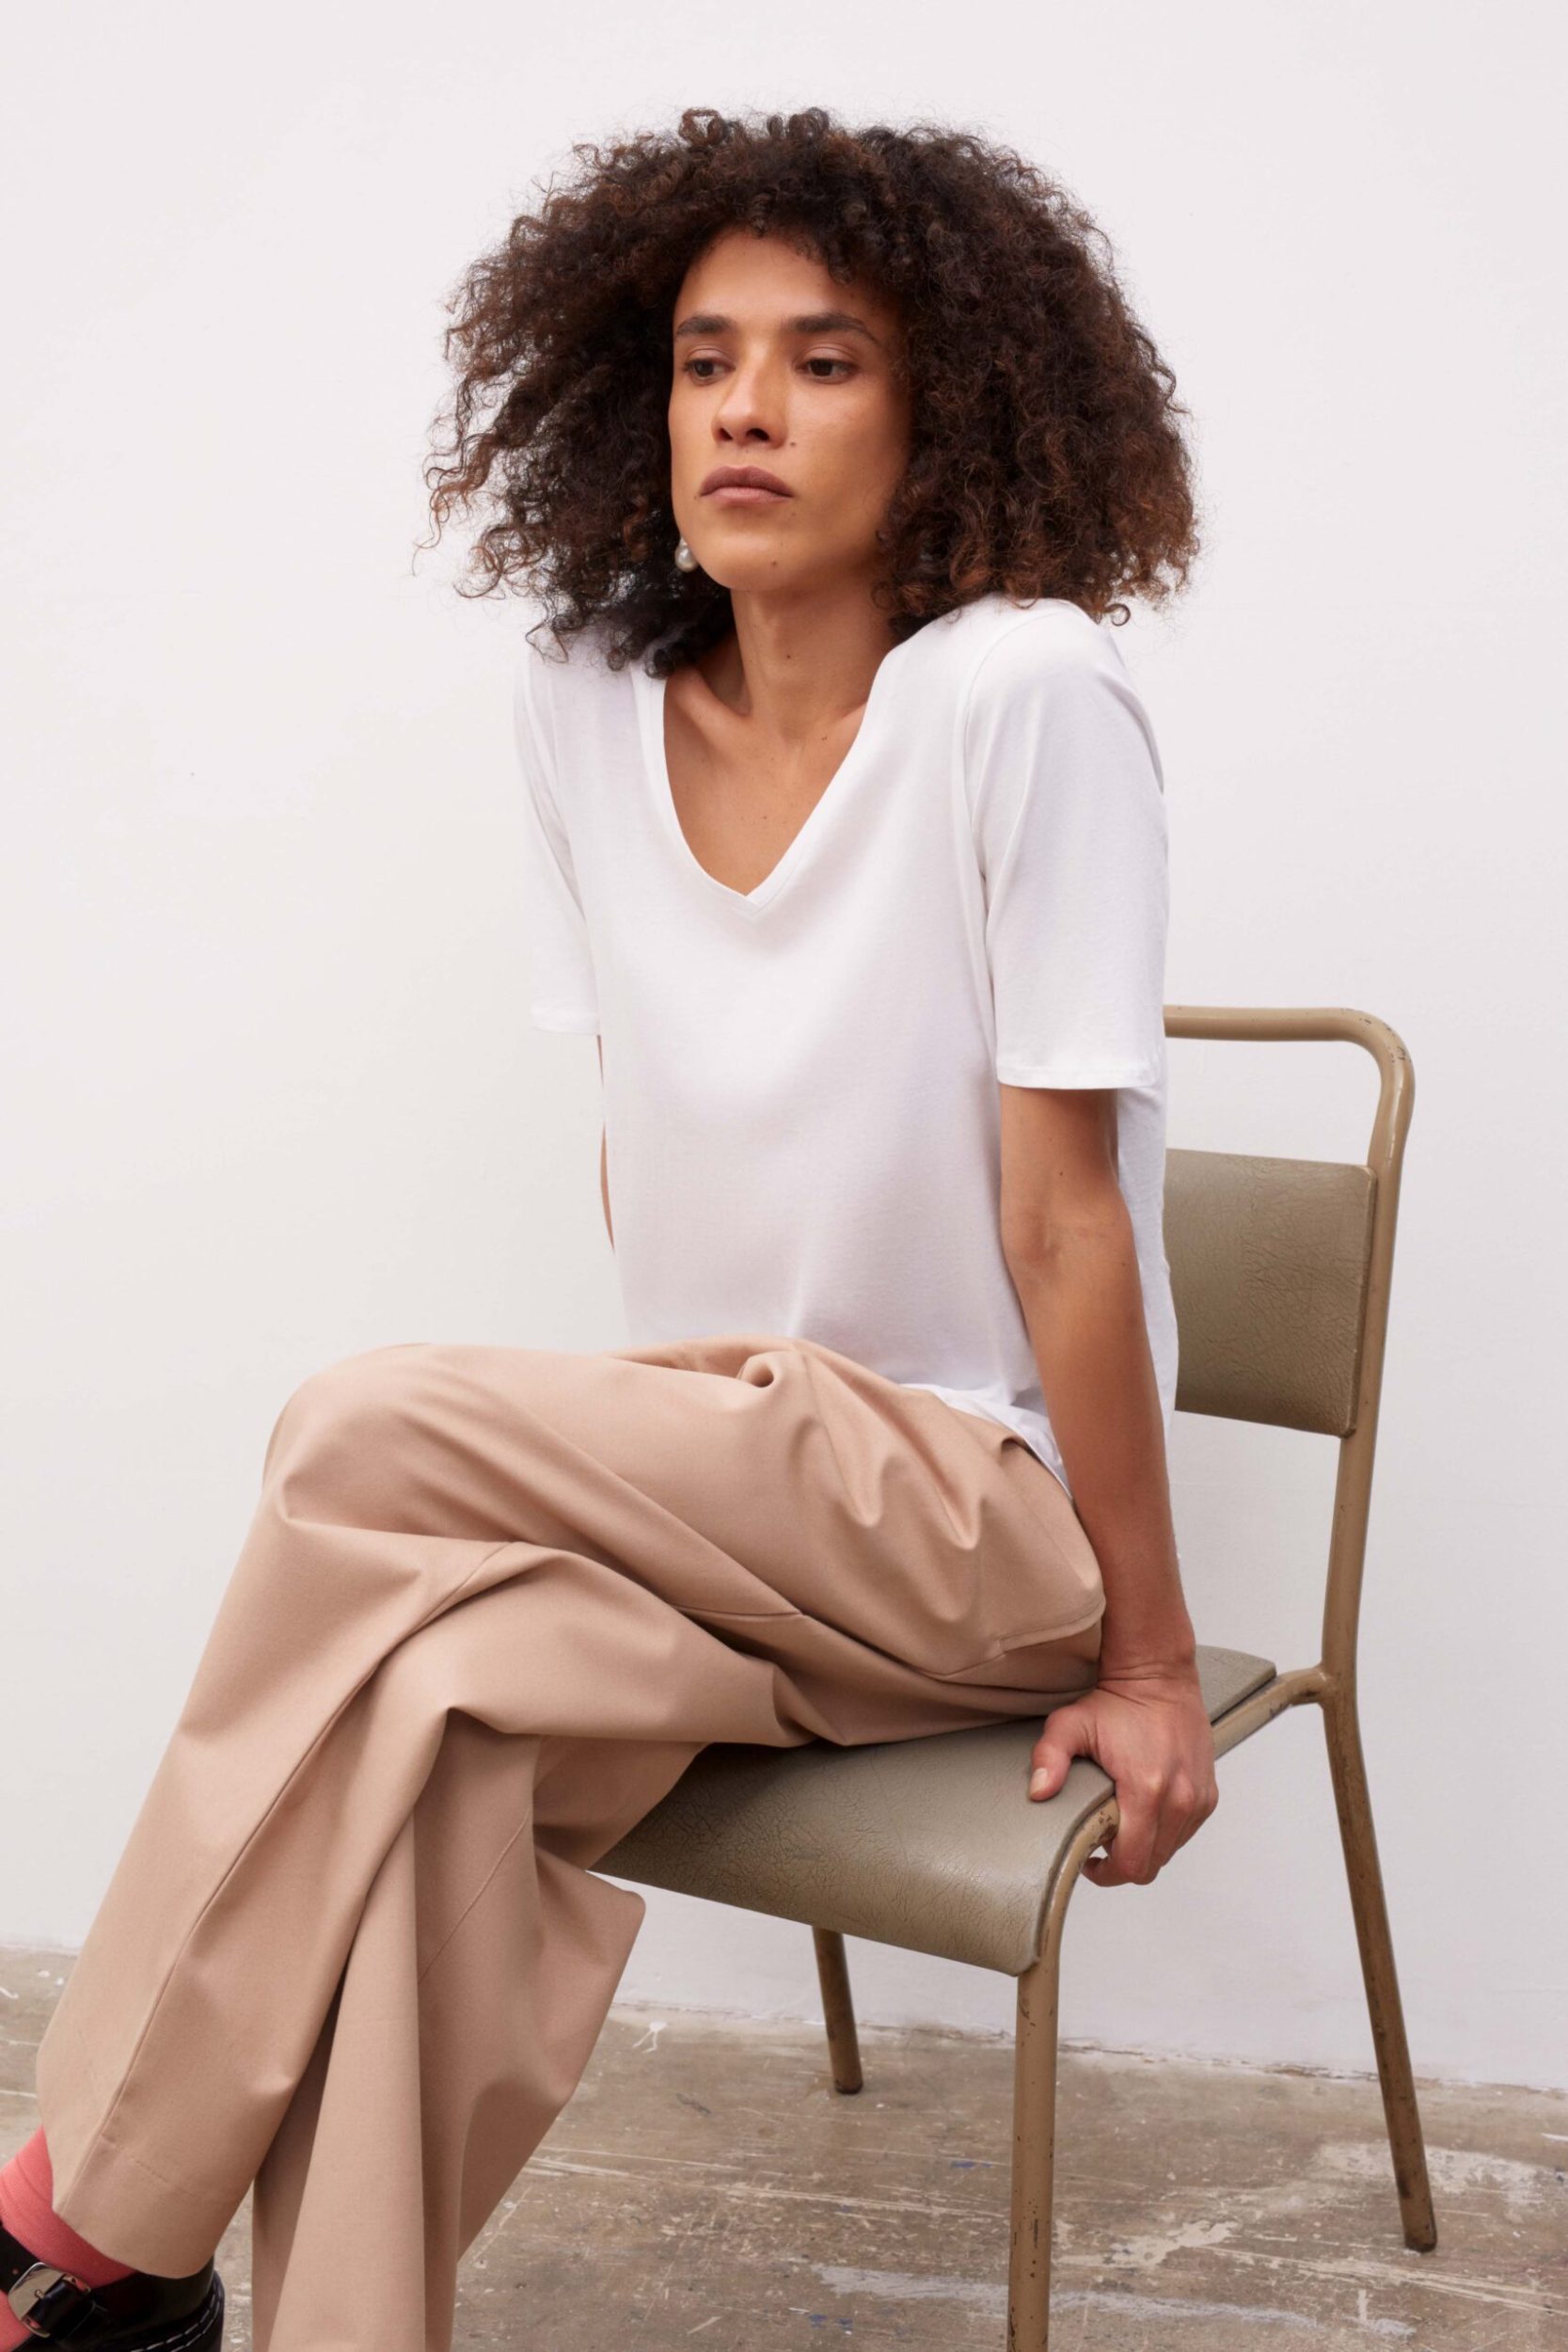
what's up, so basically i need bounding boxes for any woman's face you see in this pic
[666,226,911,601]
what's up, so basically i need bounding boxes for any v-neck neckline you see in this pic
[634,632,913,916]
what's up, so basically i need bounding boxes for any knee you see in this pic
[262,1343,440,1507]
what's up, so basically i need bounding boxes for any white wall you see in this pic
[4,3,1562,2092]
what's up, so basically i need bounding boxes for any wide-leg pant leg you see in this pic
[34,1328,1105,2352]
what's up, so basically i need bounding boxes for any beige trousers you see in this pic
[35,1329,1105,2352]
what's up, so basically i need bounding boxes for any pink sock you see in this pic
[0,2128,135,2350]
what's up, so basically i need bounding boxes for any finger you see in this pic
[1146,1804,1190,1882]
[1105,1783,1161,1883]
[1084,1822,1143,1887]
[1182,1786,1220,1853]
[1085,1772,1220,1886]
[1084,1844,1134,1888]
[1146,1776,1220,1879]
[1166,1774,1219,1855]
[1027,1706,1089,1799]
[1145,1779,1200,1878]
[1157,1792,1213,1878]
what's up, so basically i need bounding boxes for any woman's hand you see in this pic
[1025,1658,1218,1886]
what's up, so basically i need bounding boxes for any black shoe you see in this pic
[0,2219,223,2349]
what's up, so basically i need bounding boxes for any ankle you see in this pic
[0,2128,136,2351]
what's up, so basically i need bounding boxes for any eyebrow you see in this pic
[673,309,882,344]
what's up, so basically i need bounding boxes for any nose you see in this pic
[711,353,784,447]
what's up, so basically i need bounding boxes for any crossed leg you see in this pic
[35,1332,1102,2352]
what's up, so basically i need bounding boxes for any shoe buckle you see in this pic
[7,2260,103,2339]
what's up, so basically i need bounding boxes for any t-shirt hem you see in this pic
[995,1057,1163,1088]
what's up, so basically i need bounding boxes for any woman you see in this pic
[4,104,1214,2352]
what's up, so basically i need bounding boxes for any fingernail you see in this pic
[1029,1769,1050,1797]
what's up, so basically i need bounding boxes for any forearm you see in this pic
[1006,1213,1195,1675]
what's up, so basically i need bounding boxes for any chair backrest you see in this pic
[1161,1008,1415,1681]
[1165,1151,1376,1435]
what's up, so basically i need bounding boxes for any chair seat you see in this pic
[592,1644,1277,1975]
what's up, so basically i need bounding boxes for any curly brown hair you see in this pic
[422,104,1202,675]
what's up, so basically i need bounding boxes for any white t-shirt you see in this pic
[512,590,1176,1503]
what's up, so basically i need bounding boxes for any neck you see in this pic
[704,577,899,743]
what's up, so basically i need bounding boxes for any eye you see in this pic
[677,353,856,384]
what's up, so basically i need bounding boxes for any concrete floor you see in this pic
[4,1945,1563,2348]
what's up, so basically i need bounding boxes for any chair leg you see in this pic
[1323,1688,1438,2252]
[1008,1936,1063,2351]
[1008,1807,1109,2351]
[812,1927,863,2093]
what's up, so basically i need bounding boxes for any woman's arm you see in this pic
[997,1078,1216,1886]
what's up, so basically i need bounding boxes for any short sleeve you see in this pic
[513,640,601,1036]
[963,612,1168,1089]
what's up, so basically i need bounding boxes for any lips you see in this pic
[700,465,792,496]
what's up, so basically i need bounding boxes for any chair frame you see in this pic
[807,1005,1437,2347]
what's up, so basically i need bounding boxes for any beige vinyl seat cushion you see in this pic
[594,1643,1277,1976]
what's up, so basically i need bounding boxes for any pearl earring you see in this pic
[673,535,699,574]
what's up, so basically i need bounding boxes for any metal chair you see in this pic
[594,1005,1436,2346]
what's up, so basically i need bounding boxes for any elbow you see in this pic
[1001,1200,1132,1282]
